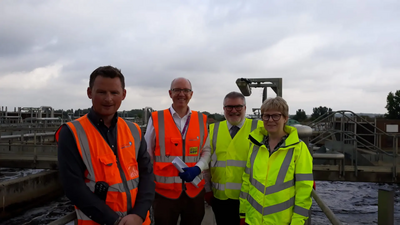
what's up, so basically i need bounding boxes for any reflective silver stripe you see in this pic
[154,175,182,184]
[86,178,139,193]
[70,121,95,181]
[128,178,139,190]
[211,122,220,167]
[227,160,246,167]
[265,180,294,195]
[212,182,225,191]
[212,122,220,153]
[226,182,242,190]
[157,111,166,157]
[249,145,260,185]
[154,155,198,163]
[250,178,266,193]
[86,181,96,192]
[248,195,295,216]
[244,167,250,174]
[186,155,198,163]
[154,155,173,162]
[263,197,294,215]
[213,182,241,191]
[213,160,246,168]
[251,119,259,131]
[198,111,204,150]
[276,148,294,185]
[76,209,92,221]
[248,194,264,215]
[239,191,248,200]
[294,205,310,217]
[295,173,314,181]
[214,161,225,167]
[124,120,141,159]
[249,148,296,195]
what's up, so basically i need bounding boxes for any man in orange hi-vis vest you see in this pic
[144,77,211,225]
[56,66,155,225]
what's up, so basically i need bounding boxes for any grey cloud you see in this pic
[1,0,400,114]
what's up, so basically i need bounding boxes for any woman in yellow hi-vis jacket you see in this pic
[239,96,313,225]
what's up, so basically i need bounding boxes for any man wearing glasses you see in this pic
[204,91,263,225]
[144,77,211,225]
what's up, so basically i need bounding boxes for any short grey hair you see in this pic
[260,96,289,118]
[170,77,192,90]
[223,91,246,105]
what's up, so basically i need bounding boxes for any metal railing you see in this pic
[312,189,343,225]
[307,110,399,181]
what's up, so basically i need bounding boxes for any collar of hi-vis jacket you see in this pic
[249,125,300,149]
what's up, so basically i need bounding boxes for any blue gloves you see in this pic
[179,166,201,182]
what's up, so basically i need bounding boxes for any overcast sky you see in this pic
[1,0,399,115]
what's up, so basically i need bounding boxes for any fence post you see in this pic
[378,189,394,225]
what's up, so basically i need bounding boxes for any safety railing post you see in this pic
[378,189,394,225]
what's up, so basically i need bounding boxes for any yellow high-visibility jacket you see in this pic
[209,119,263,200]
[239,125,313,225]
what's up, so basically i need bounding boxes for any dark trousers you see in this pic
[153,190,205,225]
[212,198,240,225]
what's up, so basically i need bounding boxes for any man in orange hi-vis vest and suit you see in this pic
[144,77,211,225]
[56,66,155,225]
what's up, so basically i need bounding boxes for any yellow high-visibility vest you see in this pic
[209,118,263,200]
[239,125,314,225]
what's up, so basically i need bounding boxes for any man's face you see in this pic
[169,78,193,108]
[223,97,246,125]
[87,76,126,118]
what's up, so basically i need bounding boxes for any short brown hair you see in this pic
[89,66,125,89]
[260,96,289,119]
[223,91,246,105]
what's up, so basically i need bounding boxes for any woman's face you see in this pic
[261,109,287,134]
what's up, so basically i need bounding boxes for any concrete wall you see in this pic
[0,170,63,220]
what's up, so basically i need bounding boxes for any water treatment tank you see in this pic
[292,124,313,138]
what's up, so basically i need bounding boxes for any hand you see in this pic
[240,218,246,225]
[179,166,201,182]
[118,214,143,225]
[204,191,213,206]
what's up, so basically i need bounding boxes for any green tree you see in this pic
[201,111,211,116]
[385,90,400,119]
[310,106,332,120]
[291,109,307,122]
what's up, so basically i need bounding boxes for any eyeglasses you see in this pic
[171,88,192,94]
[224,105,244,111]
[261,114,282,121]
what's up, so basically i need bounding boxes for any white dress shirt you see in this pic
[226,119,246,130]
[144,105,211,171]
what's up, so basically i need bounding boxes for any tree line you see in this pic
[291,90,400,122]
[53,90,400,122]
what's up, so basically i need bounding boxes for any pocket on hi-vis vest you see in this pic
[98,154,118,179]
[189,147,198,155]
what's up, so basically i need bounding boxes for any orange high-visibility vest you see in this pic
[55,115,151,225]
[151,110,208,199]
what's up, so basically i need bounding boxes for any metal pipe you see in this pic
[313,153,345,159]
[312,189,343,225]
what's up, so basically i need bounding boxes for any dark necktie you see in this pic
[230,126,239,139]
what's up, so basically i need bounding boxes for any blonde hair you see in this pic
[260,96,289,119]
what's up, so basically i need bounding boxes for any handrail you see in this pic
[312,189,343,225]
